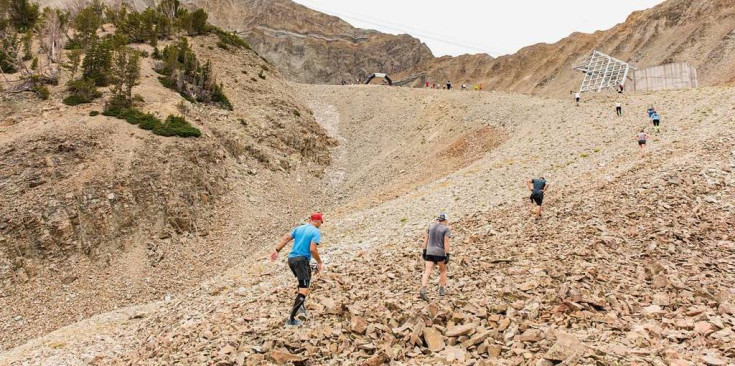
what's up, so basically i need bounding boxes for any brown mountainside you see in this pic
[182,0,435,84]
[398,0,735,97]
[0,33,334,349]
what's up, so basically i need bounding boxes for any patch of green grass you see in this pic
[63,95,89,106]
[212,28,251,50]
[89,111,99,116]
[293,110,300,117]
[258,70,266,80]
[103,107,200,138]
[580,153,589,158]
[212,83,233,111]
[153,115,202,137]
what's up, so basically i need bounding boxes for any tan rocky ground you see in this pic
[2,83,733,365]
[0,34,334,350]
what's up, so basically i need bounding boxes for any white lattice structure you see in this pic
[574,51,634,93]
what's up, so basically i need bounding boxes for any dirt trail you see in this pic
[2,85,735,365]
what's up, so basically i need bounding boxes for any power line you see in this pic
[293,0,511,56]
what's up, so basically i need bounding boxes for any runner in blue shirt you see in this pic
[270,213,324,326]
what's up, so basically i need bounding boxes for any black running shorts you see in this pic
[530,192,544,206]
[288,256,311,288]
[425,255,446,264]
[638,140,646,146]
[653,119,660,126]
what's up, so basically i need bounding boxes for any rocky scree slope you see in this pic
[293,84,509,211]
[3,85,734,365]
[0,33,334,350]
[397,0,735,97]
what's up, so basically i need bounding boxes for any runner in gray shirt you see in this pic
[420,213,452,301]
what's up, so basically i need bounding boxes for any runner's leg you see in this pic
[421,261,434,288]
[438,262,447,286]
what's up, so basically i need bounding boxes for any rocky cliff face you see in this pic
[397,0,735,97]
[184,0,435,84]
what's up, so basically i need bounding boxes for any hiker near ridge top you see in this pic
[616,102,622,117]
[419,213,452,301]
[447,81,452,90]
[527,177,549,218]
[574,92,581,106]
[270,213,324,326]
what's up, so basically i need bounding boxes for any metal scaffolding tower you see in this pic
[574,51,634,93]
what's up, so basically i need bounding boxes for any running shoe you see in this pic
[419,287,429,301]
[285,318,302,326]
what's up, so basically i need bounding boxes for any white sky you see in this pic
[292,0,666,57]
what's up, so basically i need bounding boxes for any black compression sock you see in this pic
[290,294,306,321]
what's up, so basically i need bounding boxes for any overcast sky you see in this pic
[292,0,666,57]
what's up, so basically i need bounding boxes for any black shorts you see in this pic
[530,192,544,206]
[653,119,660,126]
[288,256,312,288]
[425,255,446,264]
[638,140,646,146]
[575,98,580,102]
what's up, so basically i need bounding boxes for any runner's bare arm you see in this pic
[443,235,450,255]
[526,179,533,191]
[542,183,550,193]
[423,234,429,249]
[310,242,323,272]
[270,234,293,261]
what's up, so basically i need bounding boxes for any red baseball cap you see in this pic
[310,213,324,222]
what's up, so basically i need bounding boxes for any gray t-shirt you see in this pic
[532,178,547,195]
[426,223,452,256]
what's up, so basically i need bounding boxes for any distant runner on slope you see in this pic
[637,129,648,157]
[616,102,622,117]
[420,213,452,301]
[651,111,661,133]
[574,92,581,106]
[527,177,549,218]
[270,213,324,326]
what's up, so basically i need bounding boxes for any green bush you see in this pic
[89,111,100,116]
[292,110,300,117]
[0,35,19,73]
[29,56,37,70]
[154,115,201,137]
[7,0,40,31]
[212,83,232,111]
[82,38,113,86]
[74,6,102,49]
[103,106,200,138]
[258,70,265,80]
[63,95,88,106]
[156,40,232,110]
[65,78,102,105]
[190,9,208,35]
[212,27,249,49]
[34,84,50,100]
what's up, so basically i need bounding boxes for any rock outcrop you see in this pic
[184,0,434,84]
